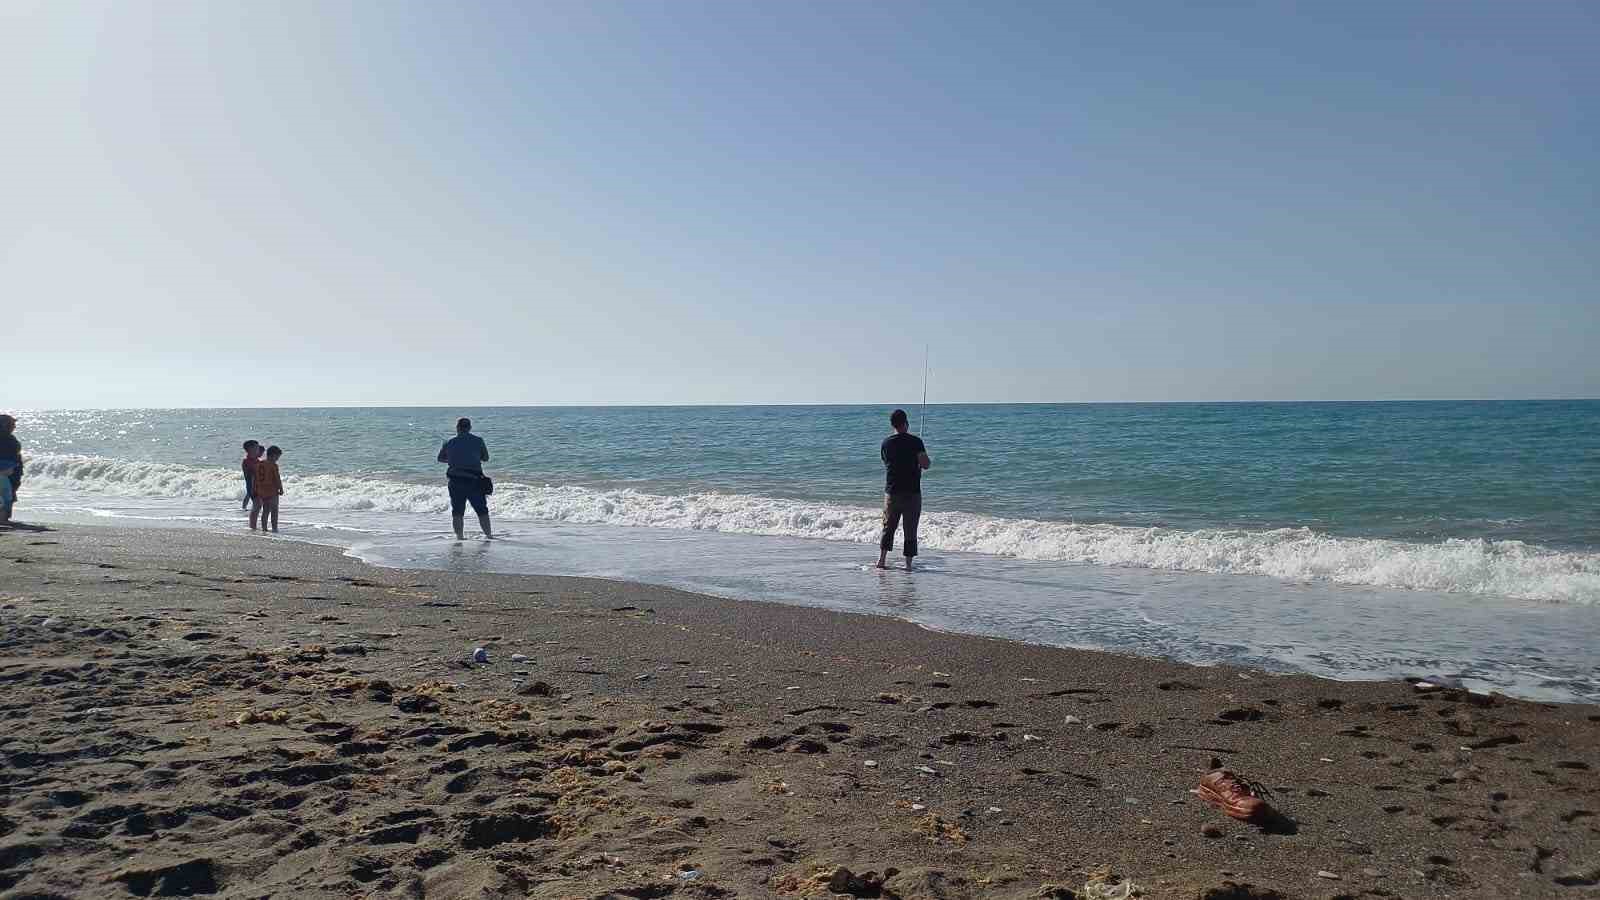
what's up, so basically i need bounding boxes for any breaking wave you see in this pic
[25,453,1600,604]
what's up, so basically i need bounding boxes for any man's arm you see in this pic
[437,442,449,464]
[918,452,931,470]
[479,439,489,462]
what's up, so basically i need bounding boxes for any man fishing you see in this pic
[876,408,931,570]
[438,417,492,541]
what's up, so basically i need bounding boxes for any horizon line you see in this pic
[12,397,1598,412]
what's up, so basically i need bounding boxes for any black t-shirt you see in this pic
[880,433,926,495]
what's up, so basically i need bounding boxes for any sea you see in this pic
[12,402,1600,704]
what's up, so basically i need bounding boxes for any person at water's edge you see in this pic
[0,415,22,525]
[877,408,931,570]
[439,417,492,540]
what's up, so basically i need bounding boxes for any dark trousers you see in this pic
[448,476,489,516]
[879,492,922,557]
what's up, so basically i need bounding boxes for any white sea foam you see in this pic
[26,453,1600,605]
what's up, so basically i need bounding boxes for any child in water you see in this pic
[241,440,261,511]
[252,445,284,533]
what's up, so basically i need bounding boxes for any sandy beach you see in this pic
[2,524,1597,899]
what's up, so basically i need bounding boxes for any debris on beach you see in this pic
[913,812,969,845]
[1197,769,1276,825]
[232,707,290,726]
[471,646,489,663]
[1081,868,1142,899]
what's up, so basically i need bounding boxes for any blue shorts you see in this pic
[448,476,488,516]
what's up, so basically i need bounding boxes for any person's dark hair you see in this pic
[457,417,472,432]
[889,409,909,429]
[243,440,258,451]
[266,445,282,459]
[0,414,15,434]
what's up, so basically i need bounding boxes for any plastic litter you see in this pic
[1080,876,1141,899]
[1063,715,1082,725]
[916,765,938,775]
[677,869,702,882]
[511,653,528,662]
[472,647,489,663]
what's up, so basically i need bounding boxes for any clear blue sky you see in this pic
[5,0,1596,407]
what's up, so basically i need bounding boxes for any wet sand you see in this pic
[1,523,1597,899]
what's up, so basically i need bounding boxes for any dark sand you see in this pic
[1,524,1596,899]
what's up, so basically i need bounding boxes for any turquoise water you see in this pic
[22,401,1600,547]
[15,402,1600,702]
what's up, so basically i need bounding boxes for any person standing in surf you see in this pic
[438,417,492,541]
[877,408,931,570]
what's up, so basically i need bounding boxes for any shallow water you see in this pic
[15,401,1600,703]
[24,498,1600,705]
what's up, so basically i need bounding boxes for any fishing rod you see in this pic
[919,345,929,435]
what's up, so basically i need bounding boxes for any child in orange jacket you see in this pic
[252,445,285,533]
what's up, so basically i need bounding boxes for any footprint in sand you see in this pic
[114,859,219,896]
[456,809,557,849]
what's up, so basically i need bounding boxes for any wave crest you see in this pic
[25,453,1600,604]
